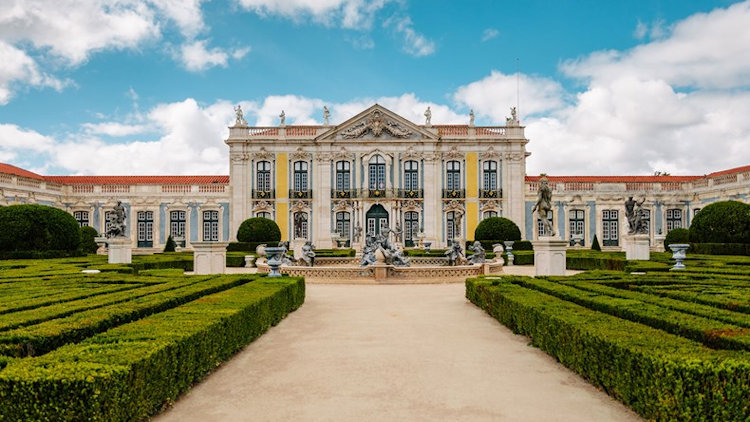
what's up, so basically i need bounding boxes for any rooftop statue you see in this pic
[323,106,330,126]
[424,106,432,126]
[234,105,247,126]
[279,110,286,126]
[469,109,475,126]
[532,176,556,236]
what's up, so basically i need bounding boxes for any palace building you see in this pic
[1,104,748,252]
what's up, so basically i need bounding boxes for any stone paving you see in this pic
[154,281,642,422]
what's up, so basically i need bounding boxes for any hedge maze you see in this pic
[467,253,750,421]
[0,256,305,422]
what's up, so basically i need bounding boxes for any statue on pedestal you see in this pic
[444,240,465,266]
[323,106,330,126]
[299,240,316,266]
[234,105,247,126]
[467,241,486,264]
[424,106,432,126]
[625,196,647,234]
[106,201,127,238]
[532,176,555,236]
[279,110,286,126]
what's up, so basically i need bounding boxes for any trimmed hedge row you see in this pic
[509,277,750,351]
[633,285,750,314]
[313,249,356,257]
[466,278,749,421]
[0,277,304,422]
[0,275,245,357]
[690,243,750,256]
[0,281,147,316]
[226,241,279,252]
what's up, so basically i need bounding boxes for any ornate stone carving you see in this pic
[402,199,422,211]
[443,199,465,213]
[331,147,354,161]
[230,152,249,162]
[253,147,274,161]
[443,146,464,160]
[254,201,273,212]
[504,152,525,161]
[340,110,412,139]
[332,200,353,212]
[402,146,423,161]
[290,147,312,161]
[480,200,500,212]
[290,201,310,213]
[481,146,501,161]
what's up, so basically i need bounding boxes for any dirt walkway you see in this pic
[154,283,642,422]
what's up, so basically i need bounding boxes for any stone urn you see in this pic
[668,244,689,270]
[264,246,286,277]
[503,241,515,266]
[424,242,432,252]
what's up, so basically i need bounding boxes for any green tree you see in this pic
[237,217,281,243]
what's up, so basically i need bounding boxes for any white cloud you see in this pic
[178,40,228,71]
[633,20,647,40]
[235,0,391,29]
[0,41,68,104]
[563,1,750,89]
[453,70,565,122]
[385,15,435,57]
[0,123,56,152]
[81,122,149,137]
[481,28,499,42]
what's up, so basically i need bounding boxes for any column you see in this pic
[422,153,441,246]
[312,154,333,248]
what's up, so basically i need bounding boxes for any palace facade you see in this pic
[1,104,748,252]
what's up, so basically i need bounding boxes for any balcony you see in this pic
[368,188,388,198]
[479,189,503,199]
[398,189,423,199]
[252,189,275,199]
[289,189,312,199]
[331,189,357,199]
[442,189,465,199]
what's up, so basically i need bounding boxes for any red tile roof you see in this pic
[705,165,750,178]
[525,175,701,183]
[44,175,229,185]
[0,163,46,181]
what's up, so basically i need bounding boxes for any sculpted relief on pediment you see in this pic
[338,110,413,140]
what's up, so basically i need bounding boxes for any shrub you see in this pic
[689,201,750,244]
[474,217,521,243]
[690,243,750,256]
[226,241,279,252]
[591,235,601,251]
[79,226,99,254]
[664,228,690,250]
[0,205,80,253]
[512,240,533,251]
[237,218,281,243]
[163,235,177,252]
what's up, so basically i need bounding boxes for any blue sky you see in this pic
[1,0,748,176]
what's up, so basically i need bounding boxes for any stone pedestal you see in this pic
[373,264,388,282]
[192,241,229,275]
[624,234,650,260]
[244,255,256,268]
[95,236,108,255]
[108,237,132,264]
[532,237,567,276]
[292,238,306,261]
[653,234,666,252]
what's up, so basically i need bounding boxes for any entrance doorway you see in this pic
[365,204,389,236]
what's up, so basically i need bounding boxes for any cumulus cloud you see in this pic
[81,122,150,137]
[0,41,68,105]
[177,40,248,72]
[385,15,436,57]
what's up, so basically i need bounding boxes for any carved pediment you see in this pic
[331,147,354,161]
[315,104,438,142]
[443,146,464,160]
[253,147,274,161]
[481,146,501,161]
[290,147,312,161]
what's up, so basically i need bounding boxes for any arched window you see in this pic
[446,160,461,190]
[293,161,308,192]
[404,160,419,191]
[483,161,498,191]
[368,155,386,190]
[335,161,350,191]
[256,161,271,191]
[170,210,186,247]
[446,211,458,240]
[294,212,308,239]
[642,209,651,234]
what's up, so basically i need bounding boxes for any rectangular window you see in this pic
[203,210,219,241]
[170,210,186,247]
[602,209,619,246]
[137,211,153,247]
[666,208,683,231]
[404,211,419,247]
[446,211,456,240]
[73,211,89,227]
[367,218,376,236]
[569,209,585,246]
[335,212,351,241]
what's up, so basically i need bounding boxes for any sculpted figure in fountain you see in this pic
[467,241,486,264]
[299,240,316,267]
[445,240,466,266]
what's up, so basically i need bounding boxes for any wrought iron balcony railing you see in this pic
[289,189,312,199]
[479,189,503,199]
[442,189,465,199]
[398,189,423,199]
[331,188,358,199]
[252,189,275,199]
[368,188,388,198]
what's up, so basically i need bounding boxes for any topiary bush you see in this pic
[163,235,177,252]
[591,235,601,251]
[664,228,690,250]
[237,217,281,243]
[79,226,99,254]
[689,201,750,244]
[474,217,521,243]
[0,205,80,253]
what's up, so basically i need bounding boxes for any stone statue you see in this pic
[388,242,410,267]
[469,109,475,126]
[359,232,410,267]
[360,235,378,267]
[279,241,294,266]
[294,212,305,239]
[106,200,127,238]
[532,176,555,236]
[424,106,432,126]
[444,240,465,266]
[511,107,518,122]
[323,106,330,126]
[467,241,486,264]
[454,213,463,238]
[279,110,286,126]
[626,196,647,234]
[353,224,363,243]
[234,105,246,126]
[299,240,316,266]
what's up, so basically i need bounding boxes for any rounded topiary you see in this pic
[474,217,521,243]
[237,217,281,243]
[664,227,690,250]
[0,204,81,252]
[79,226,100,254]
[689,201,750,244]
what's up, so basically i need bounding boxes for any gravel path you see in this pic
[154,283,642,422]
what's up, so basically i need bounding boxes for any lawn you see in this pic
[0,254,304,422]
[467,252,750,422]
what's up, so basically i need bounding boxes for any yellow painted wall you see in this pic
[466,152,478,240]
[275,153,288,241]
